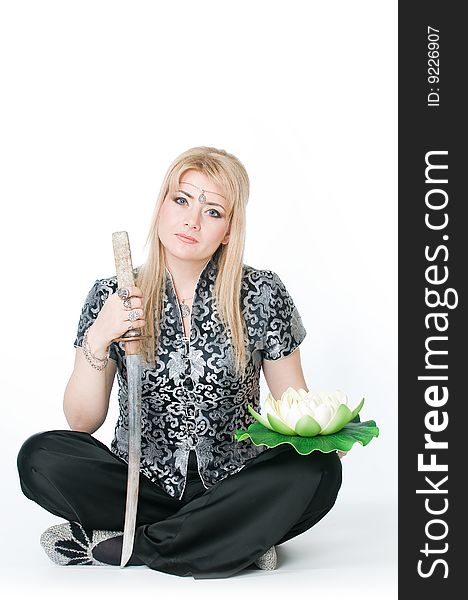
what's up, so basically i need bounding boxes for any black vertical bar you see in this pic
[399,1,465,596]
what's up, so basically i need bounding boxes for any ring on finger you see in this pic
[123,298,132,309]
[117,287,130,300]
[128,309,140,322]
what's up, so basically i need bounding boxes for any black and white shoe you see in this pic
[40,521,123,566]
[254,545,278,570]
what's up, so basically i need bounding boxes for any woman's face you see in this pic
[158,169,231,264]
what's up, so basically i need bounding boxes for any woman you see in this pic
[17,146,343,579]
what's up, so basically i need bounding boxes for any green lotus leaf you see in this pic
[351,397,365,421]
[234,420,379,455]
[294,414,322,436]
[247,404,273,431]
[267,412,297,435]
[320,404,352,435]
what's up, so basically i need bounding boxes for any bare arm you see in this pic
[63,325,117,434]
[262,346,308,401]
[64,281,145,434]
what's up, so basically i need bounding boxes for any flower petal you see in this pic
[264,392,277,413]
[248,404,274,431]
[294,415,322,437]
[282,386,302,403]
[267,412,297,435]
[351,397,365,420]
[272,398,283,418]
[313,403,333,429]
[317,391,331,406]
[320,404,353,435]
[331,390,348,406]
[278,398,303,429]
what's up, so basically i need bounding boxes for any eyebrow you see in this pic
[176,189,226,210]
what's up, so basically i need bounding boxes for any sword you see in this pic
[111,231,145,568]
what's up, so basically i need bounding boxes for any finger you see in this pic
[126,319,146,331]
[125,308,145,321]
[116,285,144,299]
[121,296,143,309]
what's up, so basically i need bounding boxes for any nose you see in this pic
[184,206,201,230]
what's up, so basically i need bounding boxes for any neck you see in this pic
[164,253,212,299]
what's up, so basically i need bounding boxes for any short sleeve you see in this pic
[73,278,118,363]
[262,271,307,361]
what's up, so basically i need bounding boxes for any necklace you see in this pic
[178,295,193,318]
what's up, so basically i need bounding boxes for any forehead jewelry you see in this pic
[180,180,226,204]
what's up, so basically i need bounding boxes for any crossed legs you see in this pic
[17,430,342,578]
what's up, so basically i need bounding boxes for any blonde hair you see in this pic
[135,146,250,377]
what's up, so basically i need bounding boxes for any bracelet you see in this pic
[82,327,110,371]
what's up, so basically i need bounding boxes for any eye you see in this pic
[172,196,223,218]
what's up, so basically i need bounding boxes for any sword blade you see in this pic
[120,353,142,567]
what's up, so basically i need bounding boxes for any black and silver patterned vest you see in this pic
[74,250,306,499]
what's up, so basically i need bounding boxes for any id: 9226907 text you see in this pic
[427,26,440,107]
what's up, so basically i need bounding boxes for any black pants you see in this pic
[17,430,342,579]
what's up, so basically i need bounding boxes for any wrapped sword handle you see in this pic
[112,231,147,351]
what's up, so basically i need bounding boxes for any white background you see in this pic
[0,1,397,598]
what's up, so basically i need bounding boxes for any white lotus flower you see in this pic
[248,387,364,437]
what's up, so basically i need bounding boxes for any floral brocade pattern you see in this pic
[73,250,306,500]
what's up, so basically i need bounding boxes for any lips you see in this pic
[175,233,198,243]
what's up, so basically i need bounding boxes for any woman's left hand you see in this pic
[337,451,347,459]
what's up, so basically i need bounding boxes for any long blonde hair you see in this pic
[135,146,250,377]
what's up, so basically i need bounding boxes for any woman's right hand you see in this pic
[87,286,146,354]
